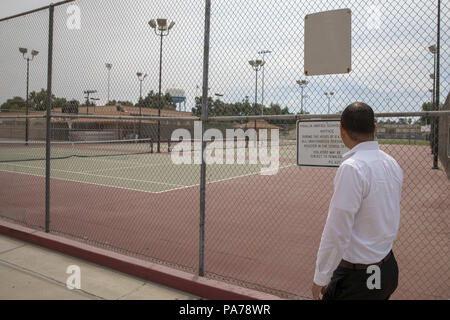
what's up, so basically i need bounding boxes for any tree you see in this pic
[62,100,80,114]
[419,101,443,125]
[191,98,294,120]
[29,89,49,110]
[135,90,175,110]
[53,97,68,109]
[0,96,26,111]
[1,90,69,112]
[107,100,134,106]
[191,96,214,117]
[398,118,407,125]
[28,89,70,110]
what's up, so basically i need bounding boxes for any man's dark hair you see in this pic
[340,102,375,140]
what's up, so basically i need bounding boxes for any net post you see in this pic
[45,4,54,233]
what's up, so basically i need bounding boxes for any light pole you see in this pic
[249,59,264,131]
[19,47,39,144]
[137,72,148,138]
[91,98,100,112]
[325,92,334,114]
[296,80,309,114]
[258,50,271,114]
[136,72,148,104]
[249,59,264,110]
[428,88,433,125]
[426,88,433,140]
[428,44,437,163]
[429,72,436,109]
[149,18,175,153]
[84,90,98,115]
[105,63,112,104]
[429,45,436,110]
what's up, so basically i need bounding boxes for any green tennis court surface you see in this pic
[0,141,295,193]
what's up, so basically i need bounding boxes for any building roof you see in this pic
[232,119,280,129]
[73,105,192,117]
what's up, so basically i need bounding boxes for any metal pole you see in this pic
[25,58,30,144]
[158,32,163,153]
[107,68,110,103]
[45,4,54,233]
[261,55,265,113]
[432,53,436,114]
[139,80,142,138]
[433,0,440,169]
[301,86,304,114]
[86,93,89,115]
[431,52,436,153]
[255,68,258,111]
[199,0,211,277]
[327,95,330,114]
[254,68,258,131]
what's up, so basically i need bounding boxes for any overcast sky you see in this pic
[0,0,449,115]
[0,0,55,19]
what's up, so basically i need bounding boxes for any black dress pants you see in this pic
[322,251,399,300]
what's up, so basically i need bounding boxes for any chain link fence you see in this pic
[0,0,449,299]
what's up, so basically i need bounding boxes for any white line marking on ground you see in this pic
[84,162,169,173]
[0,168,161,194]
[0,162,296,194]
[0,163,185,187]
[152,163,296,194]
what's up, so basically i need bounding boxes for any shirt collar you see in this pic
[342,141,379,160]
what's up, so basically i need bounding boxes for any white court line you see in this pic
[84,162,170,173]
[0,168,160,194]
[0,163,185,187]
[0,162,296,195]
[166,163,297,193]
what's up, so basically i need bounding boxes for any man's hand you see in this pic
[312,282,327,300]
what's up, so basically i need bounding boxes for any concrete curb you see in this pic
[0,220,282,300]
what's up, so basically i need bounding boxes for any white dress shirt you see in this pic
[314,141,403,286]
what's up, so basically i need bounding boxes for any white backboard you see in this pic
[297,120,349,167]
[304,9,352,76]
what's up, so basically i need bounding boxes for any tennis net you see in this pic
[0,138,154,163]
[167,137,297,152]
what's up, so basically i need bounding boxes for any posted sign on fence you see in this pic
[296,120,349,167]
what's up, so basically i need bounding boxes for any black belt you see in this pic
[338,251,392,270]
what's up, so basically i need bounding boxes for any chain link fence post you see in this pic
[433,0,441,169]
[45,4,54,233]
[199,0,211,277]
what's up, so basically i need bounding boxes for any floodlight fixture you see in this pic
[148,17,175,152]
[157,18,167,30]
[148,19,157,29]
[296,79,308,86]
[428,45,437,54]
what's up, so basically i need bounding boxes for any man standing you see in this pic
[312,102,403,300]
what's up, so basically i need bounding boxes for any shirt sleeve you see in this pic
[313,163,364,286]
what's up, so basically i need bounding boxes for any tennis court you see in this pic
[0,140,448,299]
[0,139,295,194]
